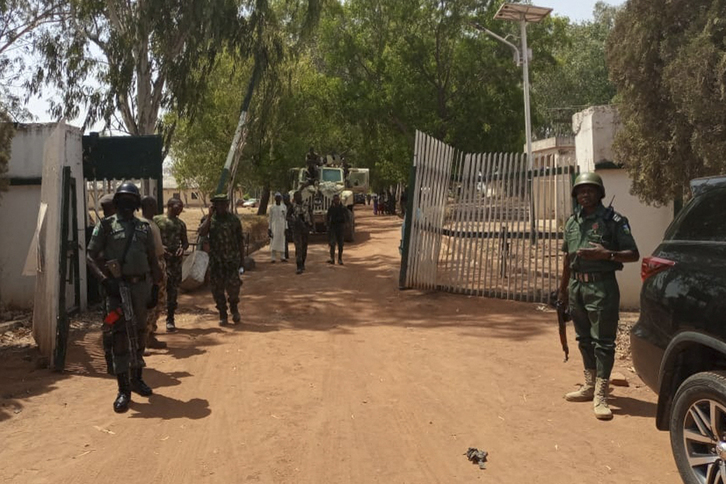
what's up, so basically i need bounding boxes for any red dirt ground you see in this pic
[0,208,679,483]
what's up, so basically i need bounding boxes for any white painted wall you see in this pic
[572,107,673,309]
[573,106,620,173]
[0,123,87,318]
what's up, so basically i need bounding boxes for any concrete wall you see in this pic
[573,106,620,172]
[572,107,673,309]
[0,123,87,315]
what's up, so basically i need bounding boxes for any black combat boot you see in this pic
[219,309,228,326]
[130,368,153,397]
[166,310,176,333]
[230,303,241,325]
[114,373,131,413]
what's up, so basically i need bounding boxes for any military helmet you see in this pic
[571,172,605,199]
[210,193,229,202]
[114,182,141,204]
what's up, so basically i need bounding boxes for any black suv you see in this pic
[631,175,726,484]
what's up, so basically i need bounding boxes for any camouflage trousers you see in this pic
[146,258,167,338]
[103,279,150,374]
[165,254,182,313]
[210,259,241,312]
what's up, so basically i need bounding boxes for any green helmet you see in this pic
[571,172,605,199]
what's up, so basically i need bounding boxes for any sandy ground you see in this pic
[0,209,680,484]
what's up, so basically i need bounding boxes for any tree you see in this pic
[0,0,65,119]
[608,0,726,205]
[28,0,243,150]
[532,2,618,138]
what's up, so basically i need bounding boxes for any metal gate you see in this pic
[401,131,578,303]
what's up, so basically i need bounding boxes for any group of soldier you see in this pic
[267,189,346,274]
[87,184,244,413]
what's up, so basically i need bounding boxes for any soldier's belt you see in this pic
[572,271,615,283]
[122,274,147,283]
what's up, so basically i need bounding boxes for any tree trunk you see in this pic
[257,187,271,215]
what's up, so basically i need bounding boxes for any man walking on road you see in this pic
[558,172,639,420]
[283,193,293,261]
[154,198,189,333]
[199,194,245,326]
[290,190,312,274]
[86,183,162,413]
[141,196,167,350]
[268,192,287,263]
[326,194,347,265]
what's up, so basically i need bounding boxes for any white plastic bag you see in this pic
[180,250,209,291]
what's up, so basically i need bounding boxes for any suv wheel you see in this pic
[670,371,726,484]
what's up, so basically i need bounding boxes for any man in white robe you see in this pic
[268,192,288,262]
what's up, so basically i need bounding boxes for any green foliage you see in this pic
[533,2,619,138]
[608,0,726,205]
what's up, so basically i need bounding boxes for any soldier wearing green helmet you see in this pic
[557,172,640,420]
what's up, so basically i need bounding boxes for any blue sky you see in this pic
[544,0,625,22]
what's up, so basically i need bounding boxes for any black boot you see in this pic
[230,303,241,324]
[219,309,228,326]
[114,373,131,413]
[166,310,176,332]
[130,368,153,397]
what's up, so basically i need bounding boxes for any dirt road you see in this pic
[0,209,680,483]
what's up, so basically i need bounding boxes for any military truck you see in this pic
[289,165,369,242]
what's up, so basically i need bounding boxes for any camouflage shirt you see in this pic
[208,212,244,264]
[290,201,312,232]
[153,214,187,252]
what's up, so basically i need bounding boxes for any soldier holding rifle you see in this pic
[87,183,162,414]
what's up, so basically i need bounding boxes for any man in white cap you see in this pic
[268,192,288,263]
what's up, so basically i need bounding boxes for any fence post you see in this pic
[398,163,417,289]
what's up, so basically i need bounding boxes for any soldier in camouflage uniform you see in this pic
[87,183,162,413]
[198,193,245,326]
[141,196,168,349]
[290,190,312,274]
[558,173,639,420]
[154,198,189,332]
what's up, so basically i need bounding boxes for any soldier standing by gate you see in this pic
[558,173,639,420]
[290,190,312,274]
[154,198,189,333]
[198,194,245,326]
[87,183,162,413]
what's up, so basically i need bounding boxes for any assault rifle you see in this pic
[549,291,570,363]
[106,260,145,369]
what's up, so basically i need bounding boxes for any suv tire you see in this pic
[670,371,726,484]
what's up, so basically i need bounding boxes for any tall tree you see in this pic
[608,0,726,205]
[0,0,65,118]
[28,0,243,149]
[532,2,618,138]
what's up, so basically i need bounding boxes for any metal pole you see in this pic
[521,18,533,169]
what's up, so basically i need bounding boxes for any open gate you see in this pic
[400,131,578,304]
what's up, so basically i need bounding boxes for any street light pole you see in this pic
[520,18,533,167]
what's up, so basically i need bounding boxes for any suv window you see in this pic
[321,168,342,183]
[668,188,726,241]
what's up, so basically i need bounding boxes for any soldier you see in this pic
[87,183,162,413]
[140,196,167,350]
[326,194,347,265]
[305,147,320,185]
[153,198,189,333]
[198,194,245,326]
[290,190,312,275]
[98,193,117,374]
[558,172,639,420]
[99,193,116,218]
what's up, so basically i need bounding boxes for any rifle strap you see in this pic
[119,220,137,267]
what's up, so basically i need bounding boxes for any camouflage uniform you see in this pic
[88,215,154,375]
[208,212,244,315]
[290,200,312,272]
[153,214,187,323]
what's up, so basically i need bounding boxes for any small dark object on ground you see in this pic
[465,447,488,469]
